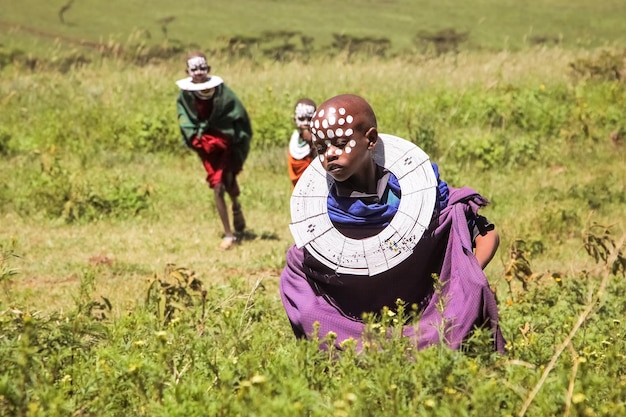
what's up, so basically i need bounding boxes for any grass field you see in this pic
[1,2,626,416]
[2,0,626,54]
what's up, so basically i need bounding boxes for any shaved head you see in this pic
[314,94,377,135]
[311,94,378,145]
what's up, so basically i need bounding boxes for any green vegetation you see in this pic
[1,2,626,415]
[1,0,626,56]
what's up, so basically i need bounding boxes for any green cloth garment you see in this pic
[176,84,252,168]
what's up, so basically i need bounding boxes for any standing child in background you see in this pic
[280,94,504,352]
[287,98,317,189]
[175,52,253,250]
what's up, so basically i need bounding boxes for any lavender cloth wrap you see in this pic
[279,186,505,352]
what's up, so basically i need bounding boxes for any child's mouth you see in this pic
[326,163,342,173]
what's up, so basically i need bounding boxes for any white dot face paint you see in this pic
[327,129,335,139]
[314,120,320,129]
[318,109,325,117]
[346,115,354,123]
[338,118,345,125]
[349,139,356,147]
[335,149,343,156]
[328,117,336,126]
[318,130,325,139]
[345,128,354,137]
[322,119,329,129]
[339,108,346,115]
[345,147,352,154]
[336,128,344,137]
[329,107,336,114]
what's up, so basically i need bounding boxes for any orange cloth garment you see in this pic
[288,154,313,189]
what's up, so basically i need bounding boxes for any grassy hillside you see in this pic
[1,0,626,55]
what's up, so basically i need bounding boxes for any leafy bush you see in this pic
[15,151,153,223]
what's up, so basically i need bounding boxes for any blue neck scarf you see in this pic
[327,172,401,229]
[327,163,449,229]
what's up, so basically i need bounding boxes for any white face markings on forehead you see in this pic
[311,105,357,142]
[187,56,208,69]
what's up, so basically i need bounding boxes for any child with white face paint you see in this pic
[175,52,253,250]
[280,94,504,353]
[287,98,317,189]
[310,95,381,193]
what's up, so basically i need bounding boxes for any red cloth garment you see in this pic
[191,131,241,196]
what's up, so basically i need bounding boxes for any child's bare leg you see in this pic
[223,171,246,233]
[214,183,234,239]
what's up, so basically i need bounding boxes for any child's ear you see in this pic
[365,127,378,149]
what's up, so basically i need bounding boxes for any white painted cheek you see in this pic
[346,115,354,123]
[335,149,343,156]
[345,128,354,137]
[339,107,346,115]
[349,139,356,147]
[345,147,352,154]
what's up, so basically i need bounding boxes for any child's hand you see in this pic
[301,128,313,144]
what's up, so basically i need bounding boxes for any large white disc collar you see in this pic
[289,133,437,276]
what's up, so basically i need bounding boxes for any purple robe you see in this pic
[279,186,505,352]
